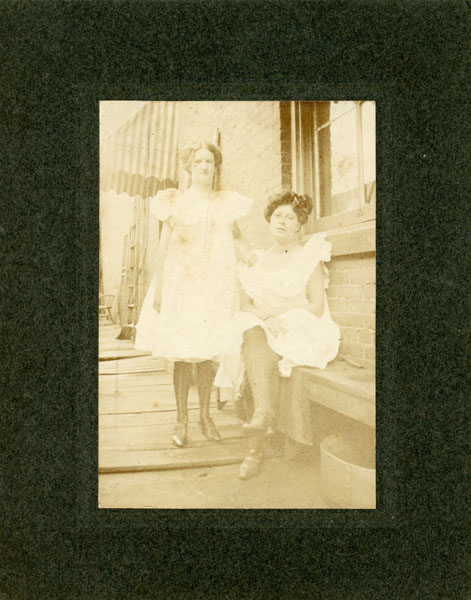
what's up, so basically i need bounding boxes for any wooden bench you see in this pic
[298,359,375,429]
[237,358,375,430]
[278,358,375,460]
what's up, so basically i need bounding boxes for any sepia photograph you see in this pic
[4,0,470,594]
[98,100,376,509]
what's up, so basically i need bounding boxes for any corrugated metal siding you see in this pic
[101,101,179,197]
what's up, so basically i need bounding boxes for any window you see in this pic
[283,101,376,233]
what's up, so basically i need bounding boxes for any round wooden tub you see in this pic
[320,434,376,509]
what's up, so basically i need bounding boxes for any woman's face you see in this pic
[269,204,301,242]
[191,148,215,186]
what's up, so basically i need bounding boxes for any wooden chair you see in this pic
[99,294,115,321]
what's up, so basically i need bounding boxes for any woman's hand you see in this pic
[242,251,257,268]
[254,302,285,320]
[153,284,162,312]
[265,317,286,338]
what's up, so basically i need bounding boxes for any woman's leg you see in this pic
[196,360,221,441]
[172,361,192,447]
[241,326,280,435]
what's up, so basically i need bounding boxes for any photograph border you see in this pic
[79,83,397,530]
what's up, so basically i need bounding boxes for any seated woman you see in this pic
[216,190,341,479]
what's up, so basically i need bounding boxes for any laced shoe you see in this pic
[172,421,188,447]
[239,450,263,480]
[200,417,221,442]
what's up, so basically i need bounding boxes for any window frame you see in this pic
[287,100,376,234]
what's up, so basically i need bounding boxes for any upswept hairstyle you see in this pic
[180,141,222,173]
[264,190,313,225]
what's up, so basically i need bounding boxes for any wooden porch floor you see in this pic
[98,321,248,474]
[97,319,334,509]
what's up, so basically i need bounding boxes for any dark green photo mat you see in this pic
[2,1,469,598]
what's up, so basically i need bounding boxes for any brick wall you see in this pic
[326,252,376,368]
[177,101,282,247]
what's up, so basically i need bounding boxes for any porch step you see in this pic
[100,423,244,453]
[99,438,247,474]
[99,349,152,362]
[99,355,166,374]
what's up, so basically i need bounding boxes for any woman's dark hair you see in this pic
[264,190,313,225]
[180,141,222,173]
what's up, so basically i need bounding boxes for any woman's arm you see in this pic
[239,286,273,320]
[256,263,325,319]
[232,221,251,264]
[153,220,173,311]
[304,263,325,317]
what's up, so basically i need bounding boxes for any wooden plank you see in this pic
[98,328,126,345]
[300,366,375,402]
[99,378,218,398]
[99,388,218,415]
[100,355,166,367]
[304,378,375,428]
[313,203,375,235]
[100,355,162,367]
[99,407,241,428]
[99,339,135,349]
[100,368,166,376]
[99,439,247,473]
[99,395,191,415]
[99,384,174,398]
[98,400,215,416]
[99,323,121,335]
[100,374,171,385]
[99,372,172,389]
[99,422,244,450]
[99,357,166,375]
[99,349,152,362]
[99,387,174,402]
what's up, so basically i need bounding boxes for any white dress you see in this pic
[215,233,341,390]
[135,187,252,362]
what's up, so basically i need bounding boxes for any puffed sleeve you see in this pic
[222,191,253,223]
[296,232,332,286]
[148,188,181,222]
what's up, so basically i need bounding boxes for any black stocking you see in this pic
[242,327,280,419]
[172,361,192,424]
[196,360,216,421]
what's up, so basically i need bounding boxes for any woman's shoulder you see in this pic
[149,188,183,221]
[156,187,183,201]
[216,190,253,220]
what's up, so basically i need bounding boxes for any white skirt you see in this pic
[215,306,341,392]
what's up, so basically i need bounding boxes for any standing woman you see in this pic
[135,141,252,447]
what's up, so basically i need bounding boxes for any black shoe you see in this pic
[200,417,221,442]
[172,422,188,447]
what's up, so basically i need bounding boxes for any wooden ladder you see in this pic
[117,197,149,332]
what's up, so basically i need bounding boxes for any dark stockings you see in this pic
[173,361,192,425]
[173,360,216,421]
[242,326,280,422]
[196,360,216,421]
